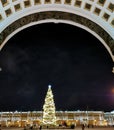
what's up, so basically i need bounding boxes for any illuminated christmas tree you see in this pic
[42,85,56,126]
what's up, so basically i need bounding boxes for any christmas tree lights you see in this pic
[42,85,56,126]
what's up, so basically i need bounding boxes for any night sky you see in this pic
[0,23,114,112]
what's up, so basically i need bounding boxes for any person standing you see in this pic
[39,125,42,130]
[82,124,85,130]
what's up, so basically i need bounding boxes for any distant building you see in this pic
[0,110,113,127]
[104,111,114,126]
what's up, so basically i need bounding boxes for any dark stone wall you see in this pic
[0,11,114,55]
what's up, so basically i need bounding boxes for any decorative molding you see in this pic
[0,11,114,55]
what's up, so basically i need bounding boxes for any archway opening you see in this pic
[0,23,114,111]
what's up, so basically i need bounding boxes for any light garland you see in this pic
[42,85,56,126]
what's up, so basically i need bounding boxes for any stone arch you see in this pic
[0,0,114,72]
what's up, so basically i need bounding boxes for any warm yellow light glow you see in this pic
[42,86,56,126]
[111,88,114,93]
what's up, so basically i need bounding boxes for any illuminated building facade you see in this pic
[0,110,114,127]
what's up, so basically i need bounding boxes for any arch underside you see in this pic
[0,11,114,59]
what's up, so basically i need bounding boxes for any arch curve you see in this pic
[0,0,114,72]
[0,11,114,60]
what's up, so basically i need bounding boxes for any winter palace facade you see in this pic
[0,110,113,127]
